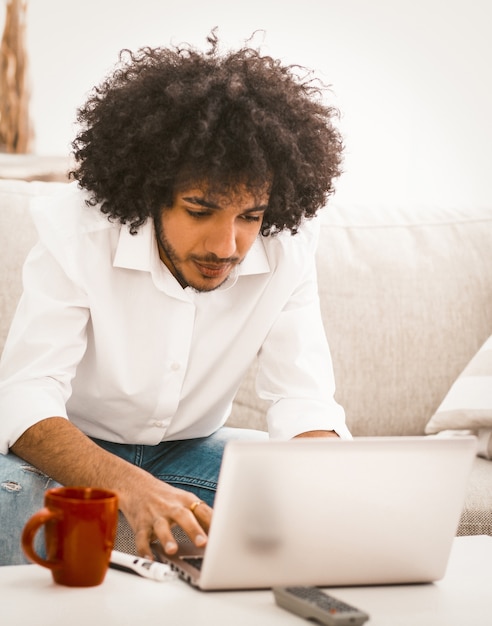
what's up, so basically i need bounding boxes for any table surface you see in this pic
[1,536,490,626]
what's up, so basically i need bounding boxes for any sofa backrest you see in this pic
[2,179,492,438]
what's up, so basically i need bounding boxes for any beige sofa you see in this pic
[1,178,491,552]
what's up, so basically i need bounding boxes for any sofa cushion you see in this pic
[317,203,492,437]
[425,335,492,459]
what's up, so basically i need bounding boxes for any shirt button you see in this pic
[170,362,181,371]
[153,420,165,428]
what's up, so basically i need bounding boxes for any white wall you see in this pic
[4,0,491,207]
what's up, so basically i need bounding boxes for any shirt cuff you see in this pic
[266,398,352,441]
[0,381,68,453]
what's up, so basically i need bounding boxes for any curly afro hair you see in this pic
[70,32,344,235]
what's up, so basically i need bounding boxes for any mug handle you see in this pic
[21,507,63,570]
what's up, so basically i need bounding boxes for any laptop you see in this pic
[152,435,477,590]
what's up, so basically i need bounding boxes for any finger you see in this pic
[189,499,212,532]
[154,517,180,554]
[174,512,208,548]
[134,525,155,560]
[134,517,177,558]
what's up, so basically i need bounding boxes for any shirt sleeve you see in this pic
[0,240,90,453]
[255,219,351,440]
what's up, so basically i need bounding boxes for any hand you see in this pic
[293,430,339,439]
[117,472,213,560]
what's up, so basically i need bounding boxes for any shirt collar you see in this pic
[113,218,155,272]
[237,236,271,277]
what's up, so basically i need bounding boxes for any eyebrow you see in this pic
[182,196,268,213]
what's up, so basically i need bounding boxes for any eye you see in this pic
[240,213,263,223]
[187,210,211,219]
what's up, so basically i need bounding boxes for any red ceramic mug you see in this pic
[21,486,118,587]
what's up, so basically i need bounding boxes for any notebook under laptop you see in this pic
[152,435,477,590]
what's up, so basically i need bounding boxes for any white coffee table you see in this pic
[1,535,490,626]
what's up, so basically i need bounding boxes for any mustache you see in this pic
[190,253,240,265]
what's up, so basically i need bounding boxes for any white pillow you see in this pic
[425,335,492,459]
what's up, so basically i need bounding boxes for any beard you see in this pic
[153,217,239,293]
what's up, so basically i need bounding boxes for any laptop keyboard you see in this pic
[182,556,204,571]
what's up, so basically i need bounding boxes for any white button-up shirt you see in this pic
[0,183,349,453]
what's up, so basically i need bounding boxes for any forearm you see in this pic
[10,417,151,499]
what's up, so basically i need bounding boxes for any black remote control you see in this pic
[272,586,370,626]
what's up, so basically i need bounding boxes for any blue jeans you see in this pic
[0,426,267,565]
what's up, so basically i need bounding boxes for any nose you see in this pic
[204,218,237,259]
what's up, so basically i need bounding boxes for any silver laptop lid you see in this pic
[197,436,476,589]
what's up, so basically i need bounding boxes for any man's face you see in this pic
[155,183,269,292]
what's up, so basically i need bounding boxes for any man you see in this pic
[0,34,350,565]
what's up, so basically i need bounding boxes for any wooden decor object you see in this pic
[0,0,33,153]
